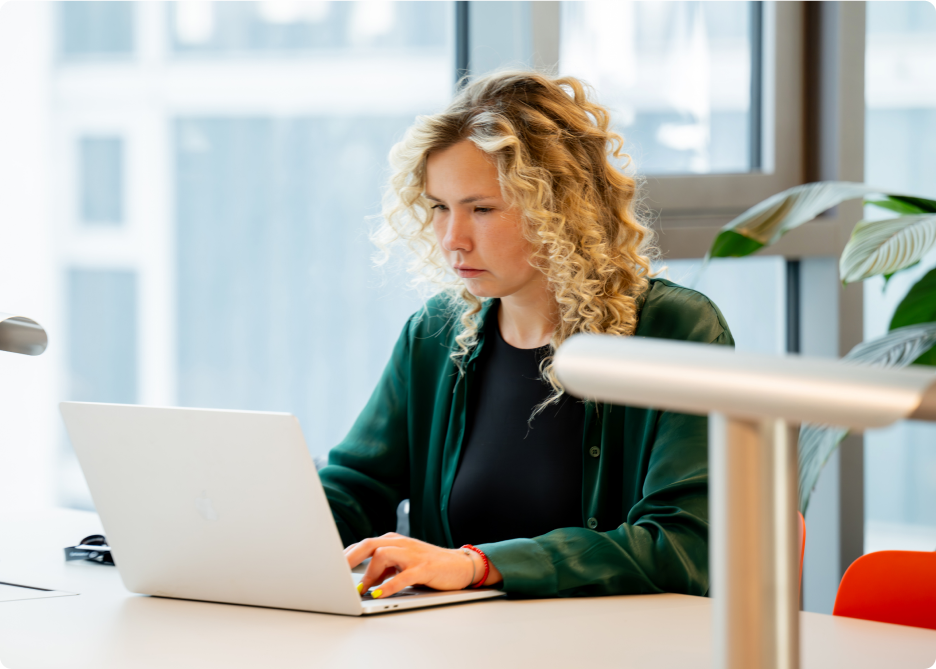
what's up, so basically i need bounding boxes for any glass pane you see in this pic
[174,116,423,454]
[863,0,936,553]
[68,269,138,404]
[62,268,138,508]
[465,2,533,75]
[560,1,757,175]
[79,136,124,225]
[0,1,453,510]
[58,1,135,57]
[655,257,786,355]
[170,1,450,55]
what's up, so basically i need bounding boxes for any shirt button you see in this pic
[589,446,600,458]
[587,517,598,529]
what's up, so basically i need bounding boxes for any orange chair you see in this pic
[798,511,806,589]
[833,550,936,630]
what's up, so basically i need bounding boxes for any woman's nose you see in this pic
[443,210,472,253]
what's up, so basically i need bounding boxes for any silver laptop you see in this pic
[59,402,504,615]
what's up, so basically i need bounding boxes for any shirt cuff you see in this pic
[476,538,558,597]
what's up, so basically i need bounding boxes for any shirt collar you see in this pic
[464,298,498,365]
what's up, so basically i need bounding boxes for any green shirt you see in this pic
[319,278,734,598]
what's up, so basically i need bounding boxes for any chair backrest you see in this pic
[798,511,806,589]
[833,550,936,630]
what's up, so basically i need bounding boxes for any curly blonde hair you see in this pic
[373,70,655,408]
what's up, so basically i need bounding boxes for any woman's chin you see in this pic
[461,278,504,300]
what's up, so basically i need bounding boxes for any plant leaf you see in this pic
[866,197,928,216]
[888,195,936,214]
[798,322,936,512]
[709,230,765,257]
[889,267,936,363]
[707,182,883,260]
[844,322,936,367]
[797,425,850,514]
[839,214,936,284]
[882,259,921,286]
[913,346,936,367]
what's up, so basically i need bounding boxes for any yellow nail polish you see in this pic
[356,582,364,593]
[372,589,383,599]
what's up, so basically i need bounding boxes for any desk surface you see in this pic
[1,509,934,669]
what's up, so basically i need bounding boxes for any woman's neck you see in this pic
[497,278,558,349]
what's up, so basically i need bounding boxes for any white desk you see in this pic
[1,509,934,669]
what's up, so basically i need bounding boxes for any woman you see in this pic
[320,71,733,600]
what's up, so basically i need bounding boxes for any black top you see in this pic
[448,306,586,547]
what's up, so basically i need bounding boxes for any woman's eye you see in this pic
[475,207,493,214]
[430,204,448,211]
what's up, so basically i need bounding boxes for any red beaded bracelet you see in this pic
[461,544,490,588]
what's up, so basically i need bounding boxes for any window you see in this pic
[557,0,804,225]
[79,136,124,225]
[67,269,138,404]
[0,1,454,510]
[862,0,936,553]
[61,268,138,508]
[58,1,135,58]
[462,1,537,75]
[656,257,787,355]
[561,1,759,175]
[174,116,424,453]
[170,1,450,55]
[557,3,789,368]
[456,1,792,384]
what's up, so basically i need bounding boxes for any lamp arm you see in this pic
[0,313,48,356]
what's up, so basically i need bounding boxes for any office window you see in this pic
[22,0,454,510]
[863,1,936,552]
[174,117,422,455]
[170,1,450,55]
[560,1,759,175]
[58,1,135,58]
[656,257,786,355]
[67,269,138,404]
[79,137,124,226]
[462,2,535,75]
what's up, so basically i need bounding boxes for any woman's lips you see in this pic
[455,267,485,278]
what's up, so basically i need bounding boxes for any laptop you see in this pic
[59,402,504,615]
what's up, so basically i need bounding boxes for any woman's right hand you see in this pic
[345,533,501,598]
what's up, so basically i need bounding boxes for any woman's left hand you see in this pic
[345,533,502,598]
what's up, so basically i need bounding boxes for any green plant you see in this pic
[703,181,936,512]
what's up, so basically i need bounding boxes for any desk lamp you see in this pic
[0,313,48,356]
[554,335,936,669]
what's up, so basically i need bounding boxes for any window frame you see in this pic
[461,1,812,260]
